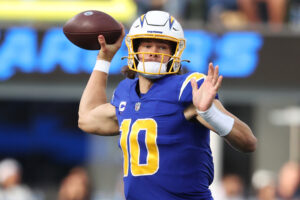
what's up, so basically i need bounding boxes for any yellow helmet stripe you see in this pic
[140,14,145,27]
[169,16,174,29]
[178,72,205,101]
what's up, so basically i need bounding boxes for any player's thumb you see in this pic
[191,78,198,94]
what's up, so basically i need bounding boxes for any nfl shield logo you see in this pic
[135,102,141,111]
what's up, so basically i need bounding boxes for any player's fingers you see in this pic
[116,23,125,45]
[191,78,198,94]
[207,63,213,81]
[212,65,219,85]
[119,23,126,38]
[98,35,107,50]
[215,75,223,90]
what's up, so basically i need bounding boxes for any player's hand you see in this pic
[191,63,223,111]
[97,23,125,62]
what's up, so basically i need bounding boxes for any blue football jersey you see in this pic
[111,72,215,200]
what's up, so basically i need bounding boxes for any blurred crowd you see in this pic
[134,0,300,32]
[0,158,298,200]
[58,167,91,200]
[214,161,300,200]
[0,159,38,200]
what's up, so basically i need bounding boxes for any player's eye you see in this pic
[159,44,170,51]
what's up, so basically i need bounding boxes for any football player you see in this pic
[78,10,257,200]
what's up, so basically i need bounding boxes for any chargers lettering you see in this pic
[0,27,263,81]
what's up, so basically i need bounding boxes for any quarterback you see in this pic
[78,10,257,200]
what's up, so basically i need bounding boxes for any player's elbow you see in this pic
[78,112,119,136]
[248,136,257,152]
[78,118,101,135]
[78,113,95,134]
[78,117,88,133]
[242,135,257,153]
[226,129,257,153]
[236,125,257,153]
[78,118,86,132]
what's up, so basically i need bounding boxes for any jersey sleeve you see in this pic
[178,72,218,105]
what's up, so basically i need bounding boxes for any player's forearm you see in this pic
[79,29,120,115]
[79,71,108,115]
[225,119,257,153]
[214,101,257,153]
[197,100,257,152]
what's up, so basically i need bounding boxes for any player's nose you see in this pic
[149,46,159,57]
[144,54,158,62]
[149,52,158,57]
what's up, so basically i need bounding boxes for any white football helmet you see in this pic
[125,10,186,78]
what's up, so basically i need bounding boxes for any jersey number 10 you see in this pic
[120,118,159,176]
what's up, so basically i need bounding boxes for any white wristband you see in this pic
[94,60,111,74]
[197,104,234,137]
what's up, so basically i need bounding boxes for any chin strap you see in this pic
[138,72,165,80]
[181,59,190,63]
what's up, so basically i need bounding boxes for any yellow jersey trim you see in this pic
[178,72,205,101]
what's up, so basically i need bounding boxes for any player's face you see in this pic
[137,39,172,63]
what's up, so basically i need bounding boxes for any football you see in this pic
[63,10,122,50]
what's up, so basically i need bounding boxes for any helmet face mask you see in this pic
[125,11,186,78]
